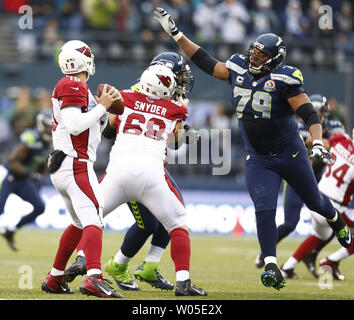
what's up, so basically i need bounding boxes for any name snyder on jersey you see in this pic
[134,101,167,116]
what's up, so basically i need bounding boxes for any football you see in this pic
[97,83,125,115]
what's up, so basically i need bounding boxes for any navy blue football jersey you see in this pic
[226,54,305,154]
[4,129,49,177]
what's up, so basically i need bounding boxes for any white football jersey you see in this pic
[319,133,354,206]
[51,76,107,162]
[110,89,188,162]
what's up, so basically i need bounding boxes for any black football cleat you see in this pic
[255,252,265,269]
[303,252,319,278]
[327,212,352,248]
[280,265,298,279]
[261,263,286,290]
[64,255,86,282]
[175,279,208,296]
[2,228,18,251]
[320,258,345,281]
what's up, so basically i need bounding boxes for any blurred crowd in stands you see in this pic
[1,0,353,68]
[0,0,353,188]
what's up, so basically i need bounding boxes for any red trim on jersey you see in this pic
[73,159,100,214]
[98,171,107,184]
[342,212,354,227]
[70,129,89,159]
[165,172,185,207]
[343,180,354,206]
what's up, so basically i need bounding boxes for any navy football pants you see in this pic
[0,174,45,229]
[244,136,335,258]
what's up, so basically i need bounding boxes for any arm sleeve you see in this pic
[61,104,107,136]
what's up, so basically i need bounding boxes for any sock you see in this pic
[328,247,350,262]
[77,250,85,257]
[264,256,277,266]
[176,270,190,282]
[50,267,64,277]
[53,224,83,272]
[145,244,165,263]
[81,225,102,274]
[170,228,190,273]
[282,256,298,270]
[293,235,322,262]
[114,249,131,265]
[255,210,277,257]
[76,238,84,255]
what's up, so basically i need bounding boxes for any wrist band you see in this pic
[313,139,323,146]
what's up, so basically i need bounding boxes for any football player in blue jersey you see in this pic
[0,110,52,251]
[154,7,352,290]
[255,94,346,277]
[64,52,199,292]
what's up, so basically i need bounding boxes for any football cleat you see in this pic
[175,279,208,296]
[327,212,352,248]
[64,255,86,282]
[261,263,286,290]
[302,252,319,278]
[104,257,139,291]
[41,273,73,294]
[2,228,18,251]
[80,274,124,298]
[254,252,265,269]
[319,258,345,281]
[134,261,174,291]
[280,265,298,279]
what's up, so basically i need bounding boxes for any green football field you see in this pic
[0,229,353,300]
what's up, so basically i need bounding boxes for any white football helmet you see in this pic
[58,40,95,80]
[140,65,177,99]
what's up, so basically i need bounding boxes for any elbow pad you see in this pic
[296,103,320,127]
[191,47,218,76]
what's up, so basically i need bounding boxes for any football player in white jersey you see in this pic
[100,64,207,296]
[41,40,123,298]
[281,131,354,280]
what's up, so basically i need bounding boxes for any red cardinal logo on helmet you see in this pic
[76,46,92,58]
[157,74,172,88]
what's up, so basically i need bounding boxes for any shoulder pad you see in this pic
[226,54,247,75]
[271,65,304,85]
[130,82,141,92]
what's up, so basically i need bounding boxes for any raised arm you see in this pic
[154,7,230,81]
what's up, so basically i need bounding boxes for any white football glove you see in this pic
[153,7,183,41]
[309,139,334,165]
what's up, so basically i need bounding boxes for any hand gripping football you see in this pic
[97,83,124,115]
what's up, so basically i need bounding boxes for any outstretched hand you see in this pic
[153,7,183,41]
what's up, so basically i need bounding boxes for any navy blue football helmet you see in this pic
[245,33,286,74]
[36,109,52,143]
[309,94,330,125]
[150,52,194,94]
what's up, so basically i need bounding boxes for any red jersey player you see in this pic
[99,64,207,296]
[41,40,123,298]
[281,131,354,280]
